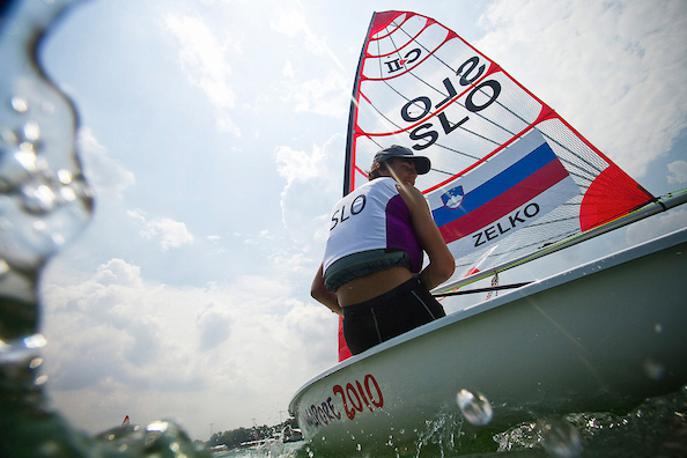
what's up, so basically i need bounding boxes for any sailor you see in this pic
[311,145,455,355]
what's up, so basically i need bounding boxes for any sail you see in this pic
[337,10,655,361]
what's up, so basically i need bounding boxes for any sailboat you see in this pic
[288,10,687,455]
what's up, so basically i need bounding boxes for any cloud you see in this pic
[476,0,687,178]
[164,13,241,136]
[42,258,337,437]
[280,70,350,118]
[275,135,343,247]
[127,209,194,251]
[667,160,687,184]
[77,127,135,200]
[197,303,231,351]
[269,5,343,70]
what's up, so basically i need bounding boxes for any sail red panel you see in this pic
[580,164,653,231]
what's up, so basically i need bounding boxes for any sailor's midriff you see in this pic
[336,266,414,307]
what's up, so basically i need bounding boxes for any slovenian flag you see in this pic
[426,129,580,253]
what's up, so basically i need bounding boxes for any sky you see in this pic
[30,0,687,441]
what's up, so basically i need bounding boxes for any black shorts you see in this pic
[342,277,446,355]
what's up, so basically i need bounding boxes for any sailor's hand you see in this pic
[396,182,426,210]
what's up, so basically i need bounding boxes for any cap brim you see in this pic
[412,157,431,175]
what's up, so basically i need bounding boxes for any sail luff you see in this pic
[344,13,378,196]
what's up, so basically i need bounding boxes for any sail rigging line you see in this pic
[433,281,532,297]
[432,167,455,176]
[526,215,580,228]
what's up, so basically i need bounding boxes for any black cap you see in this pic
[372,145,431,175]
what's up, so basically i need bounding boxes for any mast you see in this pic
[343,13,377,196]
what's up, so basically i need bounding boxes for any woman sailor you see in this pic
[311,145,455,355]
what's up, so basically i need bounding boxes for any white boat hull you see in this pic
[289,227,687,455]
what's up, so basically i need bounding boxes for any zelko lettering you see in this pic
[472,203,540,247]
[398,55,501,151]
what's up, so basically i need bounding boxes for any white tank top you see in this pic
[323,177,423,275]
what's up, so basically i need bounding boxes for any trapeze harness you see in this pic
[322,177,445,354]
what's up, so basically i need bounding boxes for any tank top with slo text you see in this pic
[322,177,423,276]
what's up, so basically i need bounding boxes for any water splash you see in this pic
[538,418,582,457]
[0,2,209,457]
[456,388,493,426]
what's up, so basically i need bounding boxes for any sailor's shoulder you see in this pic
[367,177,399,194]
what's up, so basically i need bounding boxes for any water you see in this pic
[1,1,686,457]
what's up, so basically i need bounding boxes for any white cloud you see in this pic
[275,135,343,247]
[42,258,337,437]
[127,209,194,251]
[77,127,135,200]
[476,0,687,178]
[281,70,350,118]
[667,160,687,184]
[269,6,343,70]
[165,13,241,136]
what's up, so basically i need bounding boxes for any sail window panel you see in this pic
[536,119,610,181]
[431,37,494,76]
[355,86,405,136]
[478,72,542,136]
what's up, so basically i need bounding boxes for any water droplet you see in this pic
[10,96,29,113]
[57,169,72,184]
[23,334,47,349]
[14,149,38,172]
[59,185,77,202]
[643,358,665,380]
[20,182,57,214]
[538,418,582,457]
[22,121,41,142]
[0,258,10,278]
[146,420,169,433]
[456,389,493,426]
[1,128,19,145]
[29,357,43,369]
[654,323,663,333]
